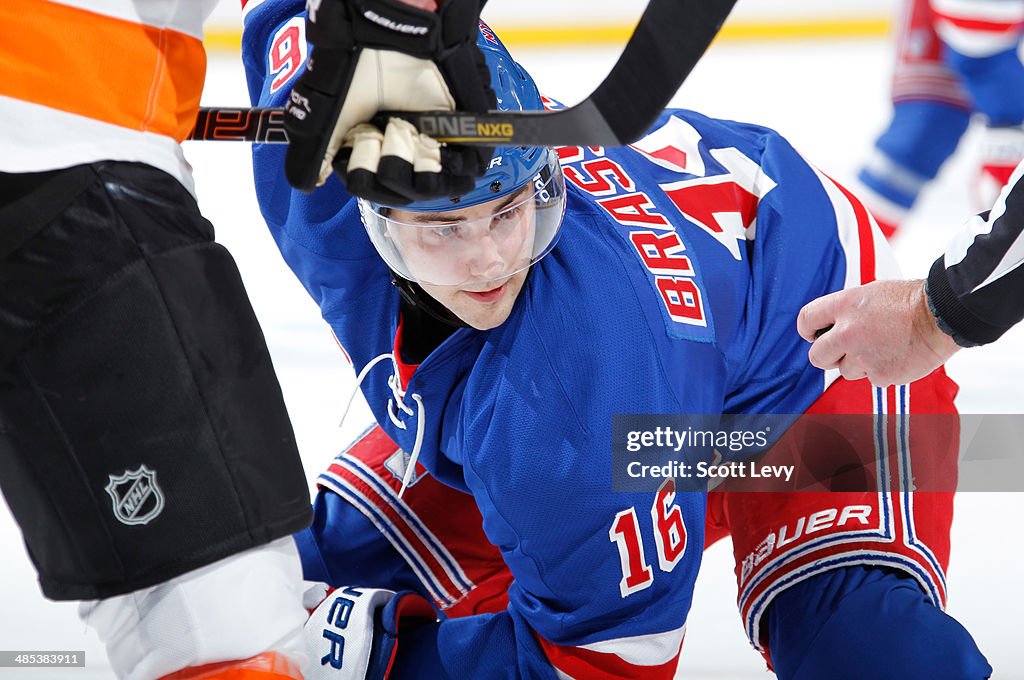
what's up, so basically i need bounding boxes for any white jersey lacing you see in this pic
[339,353,425,498]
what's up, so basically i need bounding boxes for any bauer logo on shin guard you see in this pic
[105,466,165,526]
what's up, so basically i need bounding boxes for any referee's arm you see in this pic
[927,160,1024,347]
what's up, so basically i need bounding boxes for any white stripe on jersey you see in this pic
[970,230,1024,292]
[339,454,476,594]
[809,166,904,288]
[0,95,195,195]
[577,623,687,666]
[318,474,458,608]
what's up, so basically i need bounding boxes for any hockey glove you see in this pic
[304,586,436,680]
[284,0,496,202]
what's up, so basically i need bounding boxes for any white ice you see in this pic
[0,34,1021,679]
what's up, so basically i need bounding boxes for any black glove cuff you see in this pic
[301,47,358,95]
[437,0,485,47]
[437,41,495,113]
[306,0,354,47]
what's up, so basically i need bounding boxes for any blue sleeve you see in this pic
[241,0,400,364]
[767,566,991,680]
[241,0,306,107]
[296,487,551,680]
[295,489,425,599]
[719,129,848,415]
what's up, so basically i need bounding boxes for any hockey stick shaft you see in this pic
[188,0,737,146]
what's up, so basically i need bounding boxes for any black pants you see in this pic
[0,162,311,600]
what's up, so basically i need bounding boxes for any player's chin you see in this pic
[456,279,524,330]
[458,296,516,330]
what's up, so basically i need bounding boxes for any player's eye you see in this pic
[432,224,460,239]
[492,204,522,228]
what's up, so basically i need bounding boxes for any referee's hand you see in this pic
[797,279,960,386]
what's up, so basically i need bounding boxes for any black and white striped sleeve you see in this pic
[926,161,1024,347]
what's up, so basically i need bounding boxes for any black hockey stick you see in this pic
[188,0,737,146]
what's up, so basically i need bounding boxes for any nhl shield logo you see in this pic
[105,466,165,526]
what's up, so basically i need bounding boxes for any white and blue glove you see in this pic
[304,586,436,679]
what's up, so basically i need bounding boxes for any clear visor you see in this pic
[358,152,566,288]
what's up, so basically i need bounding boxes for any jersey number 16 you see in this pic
[609,479,687,598]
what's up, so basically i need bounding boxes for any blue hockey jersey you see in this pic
[241,4,898,677]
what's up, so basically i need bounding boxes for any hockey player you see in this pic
[0,3,317,678]
[856,0,1024,237]
[1,1,494,677]
[243,6,991,679]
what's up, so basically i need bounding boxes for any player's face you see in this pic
[387,186,536,330]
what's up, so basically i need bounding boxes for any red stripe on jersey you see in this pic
[536,634,684,680]
[330,330,351,365]
[829,177,877,284]
[332,425,514,616]
[393,315,419,390]
[932,11,1024,35]
[326,462,468,605]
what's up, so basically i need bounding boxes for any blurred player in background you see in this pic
[856,0,1024,238]
[244,4,991,677]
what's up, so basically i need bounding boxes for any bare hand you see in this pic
[796,280,961,386]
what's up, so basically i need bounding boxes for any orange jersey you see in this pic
[0,0,219,193]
